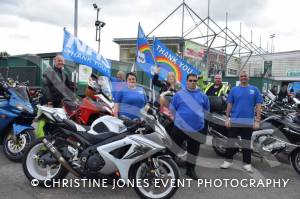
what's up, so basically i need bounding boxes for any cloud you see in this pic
[8,33,31,40]
[0,0,269,30]
[0,0,299,57]
[0,0,75,27]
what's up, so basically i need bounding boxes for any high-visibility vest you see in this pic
[204,83,229,96]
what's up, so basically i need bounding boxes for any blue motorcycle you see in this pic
[0,81,36,161]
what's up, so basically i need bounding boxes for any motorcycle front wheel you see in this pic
[3,129,35,162]
[132,156,180,199]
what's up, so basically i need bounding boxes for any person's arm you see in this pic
[226,103,233,118]
[113,103,119,117]
[253,104,262,129]
[253,88,263,129]
[113,89,123,117]
[169,93,178,117]
[203,95,210,112]
[42,72,53,106]
[65,74,75,91]
[224,89,234,128]
[152,73,166,88]
[225,103,232,128]
[255,104,262,121]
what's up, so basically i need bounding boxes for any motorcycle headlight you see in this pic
[16,103,32,114]
[16,103,26,112]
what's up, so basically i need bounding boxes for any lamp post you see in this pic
[93,3,106,54]
[74,0,78,37]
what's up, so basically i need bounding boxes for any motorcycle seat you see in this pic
[62,100,79,115]
[80,131,117,144]
[62,119,117,144]
[287,123,300,133]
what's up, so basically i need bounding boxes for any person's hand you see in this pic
[155,67,161,74]
[225,118,231,128]
[253,121,260,130]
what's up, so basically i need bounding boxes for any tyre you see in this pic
[22,139,68,187]
[132,156,180,199]
[3,129,35,162]
[290,148,300,175]
[212,137,227,157]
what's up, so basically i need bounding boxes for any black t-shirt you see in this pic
[206,85,223,96]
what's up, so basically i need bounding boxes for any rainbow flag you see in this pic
[153,38,200,88]
[136,24,156,77]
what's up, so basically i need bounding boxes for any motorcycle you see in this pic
[0,81,35,161]
[62,75,114,126]
[207,111,300,175]
[62,93,113,126]
[23,105,180,199]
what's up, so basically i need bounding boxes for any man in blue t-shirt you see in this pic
[170,73,210,180]
[220,71,263,173]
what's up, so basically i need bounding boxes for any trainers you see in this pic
[242,164,254,173]
[220,161,233,169]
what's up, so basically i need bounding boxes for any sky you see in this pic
[0,0,300,60]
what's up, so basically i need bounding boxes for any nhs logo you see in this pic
[62,28,111,77]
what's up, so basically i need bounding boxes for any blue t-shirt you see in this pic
[227,85,263,125]
[115,86,147,119]
[170,89,210,133]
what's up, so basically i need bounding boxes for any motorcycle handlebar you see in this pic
[125,120,146,132]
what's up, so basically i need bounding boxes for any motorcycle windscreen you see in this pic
[97,76,113,100]
[10,87,30,102]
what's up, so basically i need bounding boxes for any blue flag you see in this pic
[136,24,156,77]
[62,28,111,77]
[153,38,200,88]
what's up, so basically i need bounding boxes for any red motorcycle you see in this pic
[62,76,114,125]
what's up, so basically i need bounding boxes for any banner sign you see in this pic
[62,28,111,77]
[153,38,200,87]
[136,24,156,77]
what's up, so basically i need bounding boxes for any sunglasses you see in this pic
[127,78,136,81]
[188,79,197,82]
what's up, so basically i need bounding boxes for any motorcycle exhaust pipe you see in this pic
[42,138,80,177]
[210,128,228,140]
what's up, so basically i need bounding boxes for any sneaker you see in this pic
[220,161,233,169]
[242,164,254,173]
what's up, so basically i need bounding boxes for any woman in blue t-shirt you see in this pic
[113,72,147,119]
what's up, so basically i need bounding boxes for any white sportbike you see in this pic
[23,105,180,199]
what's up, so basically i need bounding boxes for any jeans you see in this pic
[225,127,253,164]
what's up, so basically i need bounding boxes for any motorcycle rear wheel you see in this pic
[22,139,68,187]
[290,148,300,175]
[212,137,227,157]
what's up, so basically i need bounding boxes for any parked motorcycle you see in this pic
[207,111,300,175]
[62,76,114,126]
[23,105,180,199]
[0,81,35,161]
[62,93,113,126]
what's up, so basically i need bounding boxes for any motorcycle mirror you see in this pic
[293,97,300,104]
